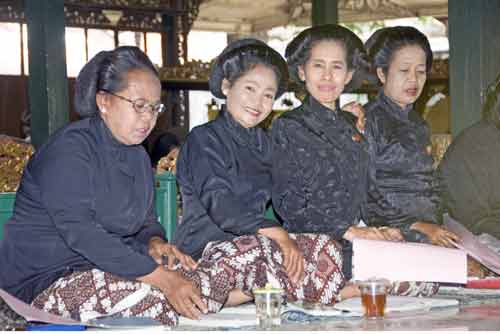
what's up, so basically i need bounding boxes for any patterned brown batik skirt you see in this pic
[32,233,345,327]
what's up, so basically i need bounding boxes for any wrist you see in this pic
[343,226,356,242]
[138,265,163,285]
[258,226,289,241]
[410,221,431,233]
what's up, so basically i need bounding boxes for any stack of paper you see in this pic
[352,238,467,283]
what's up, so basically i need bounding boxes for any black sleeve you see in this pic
[135,174,166,244]
[271,118,352,239]
[34,133,158,279]
[180,130,280,236]
[129,179,166,255]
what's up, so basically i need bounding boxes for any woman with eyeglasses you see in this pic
[0,46,243,326]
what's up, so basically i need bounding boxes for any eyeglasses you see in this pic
[101,90,165,116]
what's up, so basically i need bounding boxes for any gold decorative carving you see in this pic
[158,60,212,81]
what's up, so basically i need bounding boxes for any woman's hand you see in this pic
[378,226,405,241]
[410,222,460,247]
[139,267,207,319]
[343,226,403,242]
[258,227,305,285]
[342,101,366,133]
[148,237,197,270]
[277,236,305,285]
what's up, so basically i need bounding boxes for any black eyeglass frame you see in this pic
[100,89,165,116]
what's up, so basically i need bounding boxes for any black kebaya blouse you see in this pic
[364,92,440,236]
[271,95,369,237]
[172,108,280,260]
[0,115,163,303]
[271,95,369,278]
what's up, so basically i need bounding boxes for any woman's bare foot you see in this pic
[339,283,361,301]
[225,289,253,307]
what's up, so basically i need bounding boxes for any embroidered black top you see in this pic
[0,116,163,303]
[172,108,280,260]
[364,91,440,232]
[271,95,369,238]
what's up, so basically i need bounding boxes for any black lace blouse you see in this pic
[364,92,440,232]
[271,95,369,238]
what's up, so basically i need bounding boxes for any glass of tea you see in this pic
[359,278,391,319]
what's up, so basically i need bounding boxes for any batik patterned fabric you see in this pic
[32,234,345,326]
[390,280,440,297]
[198,233,345,306]
[32,269,178,326]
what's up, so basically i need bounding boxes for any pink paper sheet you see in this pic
[0,288,82,325]
[443,213,500,274]
[352,238,467,283]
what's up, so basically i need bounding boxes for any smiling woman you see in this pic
[173,38,350,307]
[271,24,369,283]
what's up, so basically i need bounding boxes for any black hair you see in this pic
[285,24,368,92]
[209,38,288,99]
[74,46,159,117]
[150,132,180,167]
[482,72,500,128]
[365,26,433,85]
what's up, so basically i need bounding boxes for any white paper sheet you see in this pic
[0,289,167,329]
[352,238,467,283]
[0,288,83,324]
[179,303,257,327]
[444,213,500,274]
[334,296,459,314]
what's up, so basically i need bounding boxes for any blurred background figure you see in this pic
[151,132,180,174]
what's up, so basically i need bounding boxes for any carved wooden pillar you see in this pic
[448,0,500,136]
[312,0,338,26]
[160,14,190,141]
[25,0,69,148]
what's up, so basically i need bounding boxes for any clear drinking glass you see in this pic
[254,284,283,329]
[359,278,391,319]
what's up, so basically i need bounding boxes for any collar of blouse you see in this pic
[304,94,340,122]
[377,90,419,124]
[220,105,267,152]
[94,115,141,176]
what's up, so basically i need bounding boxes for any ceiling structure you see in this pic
[193,0,448,34]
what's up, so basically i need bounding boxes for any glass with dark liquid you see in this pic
[359,279,390,319]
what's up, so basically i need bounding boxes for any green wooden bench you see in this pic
[0,192,16,241]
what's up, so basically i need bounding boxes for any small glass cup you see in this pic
[358,278,391,319]
[253,284,283,329]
